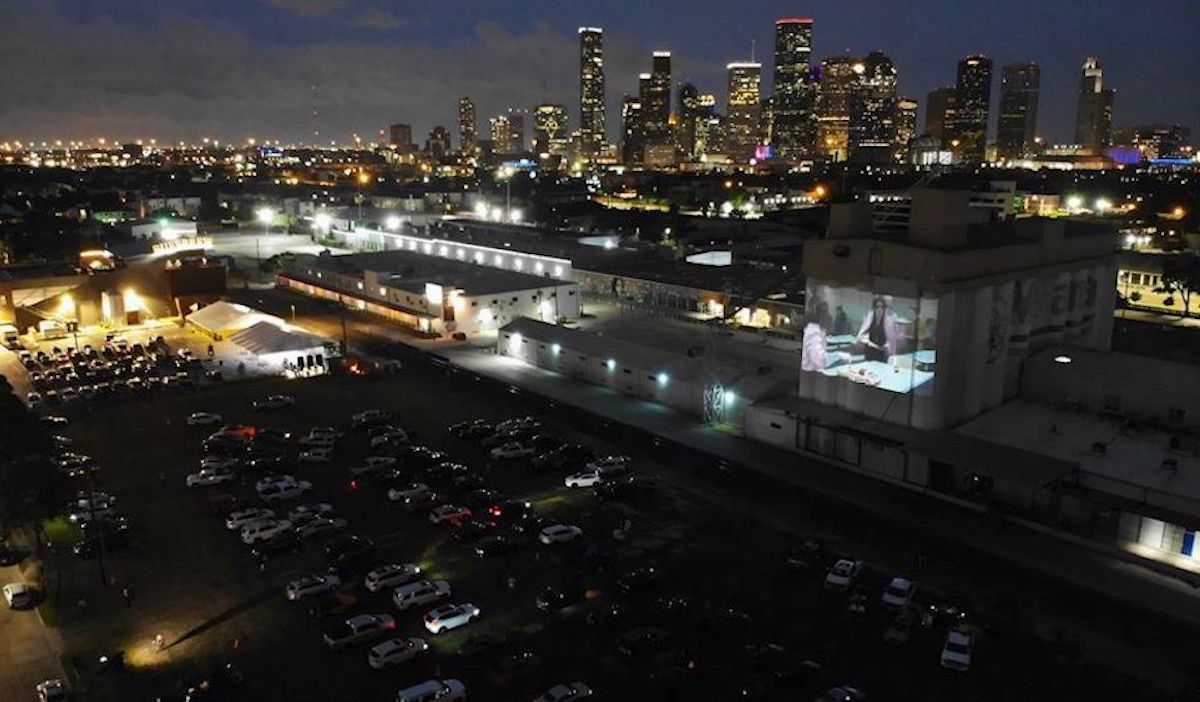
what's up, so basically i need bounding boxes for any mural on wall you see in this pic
[986,284,1013,365]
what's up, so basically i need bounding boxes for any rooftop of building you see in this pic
[0,261,84,282]
[290,250,570,297]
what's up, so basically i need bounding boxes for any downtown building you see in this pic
[725,61,763,163]
[579,27,606,158]
[458,97,477,160]
[1076,56,1115,154]
[996,63,1041,160]
[847,51,898,164]
[771,17,816,161]
[816,55,859,162]
[948,55,993,163]
[533,104,569,159]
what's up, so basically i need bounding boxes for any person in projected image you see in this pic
[801,299,851,372]
[856,295,901,363]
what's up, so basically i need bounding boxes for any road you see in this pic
[234,285,1200,690]
[0,551,66,701]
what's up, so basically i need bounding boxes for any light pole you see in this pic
[255,206,275,270]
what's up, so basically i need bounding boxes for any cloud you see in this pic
[348,7,406,30]
[261,0,349,17]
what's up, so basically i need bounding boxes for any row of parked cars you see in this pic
[183,404,594,702]
[25,336,198,409]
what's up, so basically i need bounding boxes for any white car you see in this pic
[286,573,342,601]
[200,456,241,471]
[299,447,334,464]
[824,559,864,591]
[367,637,428,669]
[396,680,466,702]
[186,468,236,487]
[288,503,334,522]
[364,563,422,592]
[428,504,471,524]
[881,577,916,608]
[241,519,293,544]
[489,441,535,459]
[27,392,42,408]
[535,682,594,702]
[940,627,974,671]
[423,603,480,634]
[564,470,602,488]
[226,508,275,530]
[585,455,630,474]
[322,613,396,650]
[388,483,432,503]
[370,429,409,449]
[3,582,35,608]
[352,409,390,427]
[187,412,223,426]
[35,678,67,702]
[73,491,113,510]
[68,506,113,524]
[294,517,348,539]
[254,394,295,410]
[365,456,398,469]
[258,481,312,503]
[256,475,297,492]
[539,524,583,545]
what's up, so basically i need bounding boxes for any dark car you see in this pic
[474,534,525,559]
[446,473,487,494]
[595,475,657,503]
[422,461,470,482]
[616,627,670,658]
[72,531,129,558]
[251,534,303,560]
[456,632,509,657]
[536,583,584,611]
[245,455,285,473]
[324,535,374,561]
[532,443,595,473]
[450,519,496,543]
[398,446,447,471]
[784,540,826,572]
[616,565,661,595]
[487,650,543,687]
[448,419,494,438]
[480,428,536,449]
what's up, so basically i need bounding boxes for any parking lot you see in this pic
[29,352,1176,702]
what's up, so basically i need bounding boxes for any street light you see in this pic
[255,207,275,266]
[313,212,332,233]
[384,215,402,232]
[510,209,523,224]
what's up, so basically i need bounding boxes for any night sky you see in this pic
[4,0,1197,146]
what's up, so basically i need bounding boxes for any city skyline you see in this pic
[1,0,1196,146]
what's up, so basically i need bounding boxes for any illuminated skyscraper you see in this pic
[489,115,512,154]
[895,96,919,161]
[426,126,450,160]
[816,55,858,161]
[772,17,816,159]
[389,123,413,154]
[621,94,644,165]
[579,27,606,157]
[507,108,527,153]
[725,61,762,162]
[996,63,1040,160]
[848,51,898,162]
[643,51,672,151]
[925,86,955,145]
[949,54,993,162]
[677,82,702,160]
[534,104,569,157]
[1075,56,1115,154]
[458,97,477,159]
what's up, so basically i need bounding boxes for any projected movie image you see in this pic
[801,282,938,394]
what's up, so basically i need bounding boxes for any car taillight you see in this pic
[349,480,359,491]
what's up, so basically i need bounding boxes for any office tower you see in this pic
[848,51,898,162]
[697,111,724,158]
[426,126,450,160]
[817,55,858,161]
[995,63,1041,160]
[458,98,476,159]
[725,61,762,162]
[1115,124,1192,161]
[621,95,644,165]
[507,108,527,153]
[772,17,816,159]
[1076,57,1115,153]
[389,123,413,154]
[895,96,919,161]
[677,82,702,160]
[579,27,606,157]
[642,51,672,151]
[925,86,956,144]
[533,104,569,157]
[489,115,512,154]
[950,55,993,162]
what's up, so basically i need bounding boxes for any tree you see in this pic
[0,378,68,536]
[1155,254,1200,318]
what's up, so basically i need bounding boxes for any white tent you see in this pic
[228,321,329,374]
[185,301,282,339]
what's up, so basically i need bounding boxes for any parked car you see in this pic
[258,480,312,503]
[490,442,536,460]
[615,627,669,658]
[251,534,303,560]
[423,603,480,635]
[474,535,525,559]
[824,559,864,591]
[187,412,223,426]
[883,609,917,645]
[367,637,428,669]
[294,517,349,540]
[447,419,493,438]
[253,394,295,411]
[3,582,36,609]
[199,456,240,471]
[585,455,631,475]
[186,468,236,487]
[226,508,275,530]
[322,613,396,650]
[534,682,594,702]
[285,573,342,601]
[564,470,603,488]
[241,519,293,545]
[35,678,68,702]
[395,680,466,702]
[298,447,335,464]
[388,483,438,510]
[351,410,390,428]
[287,503,334,523]
[881,577,916,609]
[364,563,422,592]
[539,524,583,545]
[536,583,584,611]
[392,580,452,612]
[816,686,867,702]
[940,627,974,671]
[428,504,471,525]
